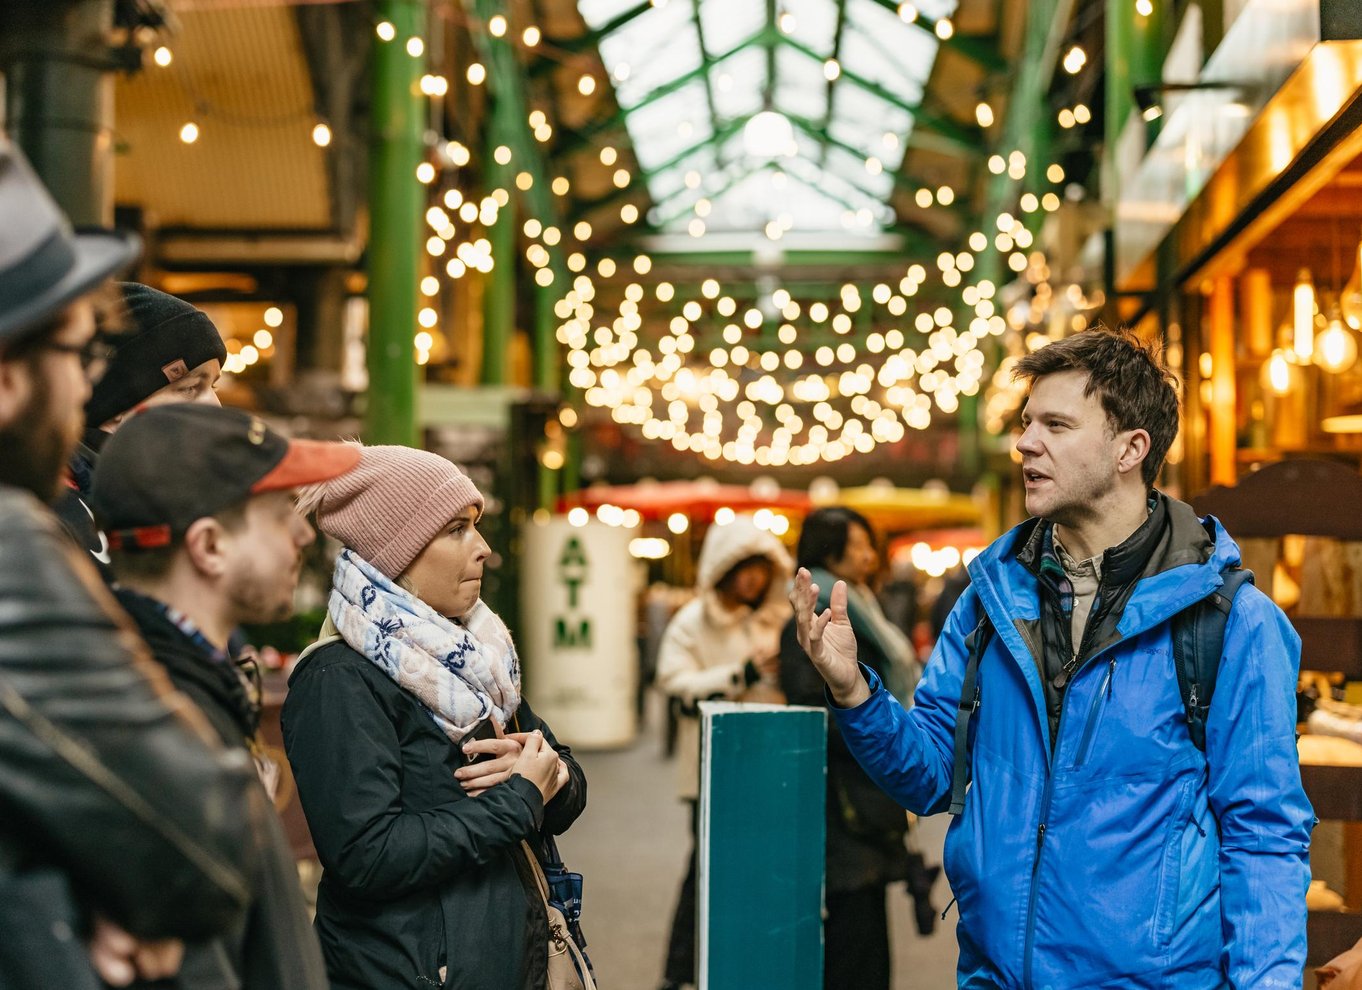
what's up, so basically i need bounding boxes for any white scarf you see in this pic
[328,549,521,743]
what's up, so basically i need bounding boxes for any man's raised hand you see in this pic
[789,567,871,708]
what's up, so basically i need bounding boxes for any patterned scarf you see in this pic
[328,549,521,743]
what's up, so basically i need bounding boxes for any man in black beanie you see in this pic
[56,282,227,568]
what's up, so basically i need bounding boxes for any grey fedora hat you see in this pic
[0,134,140,346]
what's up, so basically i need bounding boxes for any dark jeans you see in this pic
[663,800,698,984]
[824,884,890,990]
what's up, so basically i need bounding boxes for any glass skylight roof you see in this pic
[578,0,959,238]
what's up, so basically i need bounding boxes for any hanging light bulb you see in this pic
[1315,309,1358,373]
[1293,269,1316,361]
[1261,347,1295,397]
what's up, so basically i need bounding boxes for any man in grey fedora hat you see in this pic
[0,135,262,987]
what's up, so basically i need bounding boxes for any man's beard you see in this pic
[0,372,77,502]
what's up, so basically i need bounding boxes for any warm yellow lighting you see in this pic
[421,276,440,296]
[153,46,173,67]
[1073,103,1091,124]
[1263,349,1293,396]
[415,162,436,183]
[621,203,639,223]
[420,74,448,96]
[897,2,917,21]
[1047,163,1065,183]
[253,329,273,350]
[488,14,507,36]
[1062,45,1086,74]
[493,145,512,165]
[667,512,689,534]
[573,221,592,241]
[1058,108,1076,129]
[406,37,424,58]
[823,59,841,81]
[1293,269,1316,360]
[179,121,200,144]
[613,168,630,188]
[1135,0,1153,15]
[515,171,533,190]
[264,306,284,328]
[915,188,933,209]
[1316,317,1358,373]
[523,26,541,46]
[312,122,333,147]
[935,17,953,39]
[578,74,597,96]
[466,62,487,85]
[975,102,994,128]
[936,186,955,206]
[375,21,396,41]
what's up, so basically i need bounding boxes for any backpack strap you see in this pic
[949,610,993,815]
[1171,567,1255,752]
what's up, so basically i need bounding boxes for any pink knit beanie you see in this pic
[296,444,484,578]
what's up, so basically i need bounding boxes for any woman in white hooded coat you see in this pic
[654,515,792,990]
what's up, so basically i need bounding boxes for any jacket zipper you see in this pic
[1073,659,1117,767]
[1022,648,1110,989]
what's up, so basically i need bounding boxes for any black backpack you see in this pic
[947,567,1255,815]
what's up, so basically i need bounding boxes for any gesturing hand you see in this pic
[789,567,870,708]
[511,731,565,804]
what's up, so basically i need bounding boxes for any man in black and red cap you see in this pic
[90,402,360,990]
[56,282,228,571]
[0,136,261,986]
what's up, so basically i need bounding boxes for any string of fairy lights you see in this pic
[150,5,1092,460]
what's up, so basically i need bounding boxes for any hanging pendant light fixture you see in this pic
[1315,305,1359,374]
[1293,269,1316,361]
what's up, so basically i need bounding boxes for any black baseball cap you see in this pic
[90,404,361,550]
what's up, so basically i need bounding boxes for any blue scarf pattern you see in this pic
[328,549,521,742]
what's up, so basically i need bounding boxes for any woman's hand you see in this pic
[88,917,183,986]
[456,719,523,797]
[510,731,565,804]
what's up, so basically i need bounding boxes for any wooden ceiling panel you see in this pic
[114,4,331,230]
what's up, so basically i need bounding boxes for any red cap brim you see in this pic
[251,440,361,494]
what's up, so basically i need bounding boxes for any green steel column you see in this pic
[699,702,826,989]
[0,0,117,225]
[467,0,567,393]
[1106,0,1166,197]
[366,0,425,446]
[482,101,517,385]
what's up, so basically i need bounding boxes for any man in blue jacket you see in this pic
[792,326,1311,989]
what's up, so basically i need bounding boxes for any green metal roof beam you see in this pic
[863,0,1007,71]
[783,111,964,210]
[689,0,725,167]
[762,0,777,109]
[817,0,852,168]
[778,34,980,153]
[552,27,769,160]
[546,0,654,57]
[565,114,754,223]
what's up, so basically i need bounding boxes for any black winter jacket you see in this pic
[0,487,260,988]
[780,613,909,894]
[116,590,329,990]
[281,639,588,990]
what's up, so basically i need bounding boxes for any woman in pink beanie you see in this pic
[280,445,589,990]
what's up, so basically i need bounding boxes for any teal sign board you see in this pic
[698,702,827,989]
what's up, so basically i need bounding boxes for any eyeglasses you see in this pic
[41,337,116,385]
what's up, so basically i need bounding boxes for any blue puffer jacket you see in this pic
[834,511,1312,989]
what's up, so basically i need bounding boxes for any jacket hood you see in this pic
[967,494,1239,667]
[695,515,793,616]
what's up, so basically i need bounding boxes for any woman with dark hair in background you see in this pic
[779,506,938,990]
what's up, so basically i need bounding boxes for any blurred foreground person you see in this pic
[56,282,226,571]
[792,327,1311,988]
[0,136,259,987]
[655,515,791,990]
[91,403,362,988]
[284,446,587,990]
[780,506,933,990]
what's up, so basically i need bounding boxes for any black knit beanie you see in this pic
[85,283,229,428]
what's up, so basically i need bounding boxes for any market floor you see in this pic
[555,696,959,989]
